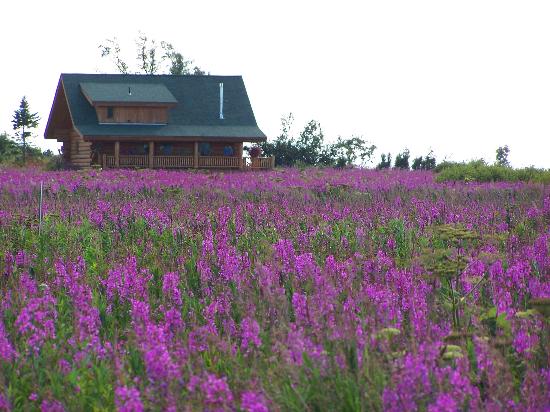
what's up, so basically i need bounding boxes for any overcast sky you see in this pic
[1,0,549,167]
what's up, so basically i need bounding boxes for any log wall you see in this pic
[68,131,91,169]
[96,106,168,124]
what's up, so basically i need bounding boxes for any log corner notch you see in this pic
[68,131,91,169]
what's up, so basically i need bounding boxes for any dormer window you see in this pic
[107,106,114,119]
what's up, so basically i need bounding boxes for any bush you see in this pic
[435,160,550,183]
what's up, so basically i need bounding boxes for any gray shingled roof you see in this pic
[80,82,178,105]
[52,73,266,141]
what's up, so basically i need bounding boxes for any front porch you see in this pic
[93,141,274,170]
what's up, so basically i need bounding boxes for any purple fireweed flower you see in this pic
[520,368,550,411]
[3,252,14,278]
[58,359,71,375]
[163,308,184,336]
[162,272,182,307]
[427,393,457,412]
[274,239,296,274]
[40,399,65,412]
[55,258,103,356]
[488,261,513,315]
[283,324,326,367]
[140,323,179,382]
[115,386,143,412]
[188,325,217,354]
[131,300,179,383]
[15,250,31,267]
[240,391,269,412]
[217,245,243,283]
[240,317,261,352]
[0,315,16,362]
[187,375,200,392]
[294,253,320,282]
[15,291,57,354]
[383,352,432,411]
[200,374,233,408]
[0,393,10,411]
[512,317,543,358]
[19,273,38,296]
[88,210,104,227]
[291,292,308,325]
[105,256,151,305]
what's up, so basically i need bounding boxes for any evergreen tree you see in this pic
[12,97,40,162]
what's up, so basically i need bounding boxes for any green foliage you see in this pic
[422,224,481,331]
[0,131,55,166]
[11,97,40,162]
[496,145,510,167]
[260,114,376,167]
[435,160,550,183]
[323,136,376,168]
[136,32,161,74]
[393,149,410,170]
[99,37,129,73]
[99,32,204,75]
[412,151,437,171]
[376,153,392,169]
[297,120,324,165]
[0,132,19,159]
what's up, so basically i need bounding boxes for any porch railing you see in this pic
[120,155,148,168]
[105,155,116,167]
[102,155,274,169]
[154,156,194,168]
[243,157,276,169]
[199,156,241,168]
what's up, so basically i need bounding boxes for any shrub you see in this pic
[435,160,550,183]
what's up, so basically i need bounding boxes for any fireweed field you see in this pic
[0,168,549,412]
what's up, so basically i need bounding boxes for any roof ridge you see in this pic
[61,73,243,78]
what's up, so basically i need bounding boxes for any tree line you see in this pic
[1,33,515,171]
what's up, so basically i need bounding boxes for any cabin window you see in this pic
[106,106,114,119]
[159,144,173,155]
[199,142,211,156]
[223,145,234,156]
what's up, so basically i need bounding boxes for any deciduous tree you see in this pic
[394,149,410,169]
[496,145,510,167]
[99,33,204,75]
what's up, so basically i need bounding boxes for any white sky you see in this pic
[1,0,549,168]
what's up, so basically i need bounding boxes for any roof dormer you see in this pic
[80,82,177,125]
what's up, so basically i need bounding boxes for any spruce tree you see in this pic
[12,96,40,162]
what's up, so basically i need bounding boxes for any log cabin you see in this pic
[44,73,273,169]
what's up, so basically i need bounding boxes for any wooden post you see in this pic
[114,141,120,167]
[271,155,276,169]
[102,154,107,168]
[149,141,154,168]
[236,142,244,169]
[193,141,199,168]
